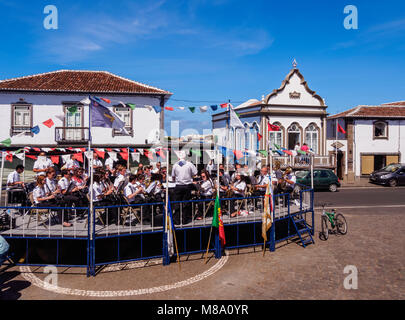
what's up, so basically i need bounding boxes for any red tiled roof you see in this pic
[328,102,405,119]
[0,70,172,95]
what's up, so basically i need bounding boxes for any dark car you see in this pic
[369,163,405,187]
[295,169,341,192]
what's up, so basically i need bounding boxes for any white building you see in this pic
[327,102,405,180]
[212,64,331,167]
[0,70,172,149]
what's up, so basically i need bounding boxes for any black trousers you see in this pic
[94,199,119,224]
[197,195,214,218]
[173,184,193,224]
[230,195,245,213]
[37,200,69,223]
[274,186,294,206]
[132,197,152,223]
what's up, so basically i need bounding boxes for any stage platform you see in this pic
[0,200,309,238]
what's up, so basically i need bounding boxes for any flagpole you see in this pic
[88,96,94,253]
[335,118,338,176]
[166,149,180,269]
[0,152,4,206]
[127,147,130,170]
[23,149,26,183]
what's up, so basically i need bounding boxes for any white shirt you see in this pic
[206,163,215,175]
[65,158,80,169]
[33,157,53,176]
[33,186,46,204]
[200,179,214,197]
[45,177,58,193]
[171,160,197,186]
[233,180,246,196]
[114,174,126,190]
[6,171,21,190]
[133,181,146,200]
[93,159,103,168]
[124,182,138,203]
[256,174,271,192]
[58,177,75,192]
[285,173,296,188]
[92,182,103,202]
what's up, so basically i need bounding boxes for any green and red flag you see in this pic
[212,195,226,247]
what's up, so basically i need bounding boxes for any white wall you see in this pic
[354,119,404,176]
[0,92,162,147]
[268,73,324,106]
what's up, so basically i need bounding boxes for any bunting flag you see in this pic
[100,98,111,104]
[220,146,227,157]
[119,151,128,161]
[190,148,202,157]
[14,153,25,161]
[156,149,166,159]
[178,107,185,110]
[25,155,37,160]
[1,138,11,147]
[165,106,174,111]
[72,152,83,163]
[220,103,229,109]
[33,148,41,152]
[14,148,24,154]
[268,123,281,131]
[144,149,154,160]
[233,150,244,160]
[55,114,65,122]
[257,133,263,141]
[213,195,226,247]
[127,103,136,110]
[199,106,208,113]
[67,105,78,114]
[274,144,281,150]
[282,149,293,156]
[42,148,52,152]
[189,107,195,113]
[297,150,307,155]
[31,126,40,134]
[107,152,118,161]
[138,149,144,156]
[5,152,13,162]
[205,150,216,160]
[258,150,268,157]
[94,148,105,159]
[152,106,161,113]
[51,155,59,164]
[131,152,140,163]
[210,105,218,111]
[43,119,54,128]
[106,148,113,152]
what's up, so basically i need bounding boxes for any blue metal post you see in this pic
[162,203,170,265]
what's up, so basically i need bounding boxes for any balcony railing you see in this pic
[10,126,33,137]
[272,154,336,169]
[55,127,89,144]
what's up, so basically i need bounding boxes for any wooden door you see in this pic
[361,155,374,175]
[386,155,399,165]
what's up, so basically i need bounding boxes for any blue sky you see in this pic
[1,0,404,136]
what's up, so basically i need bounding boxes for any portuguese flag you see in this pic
[213,195,226,247]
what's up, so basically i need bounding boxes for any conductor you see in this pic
[171,150,197,225]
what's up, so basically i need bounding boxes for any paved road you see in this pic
[314,187,405,208]
[1,188,404,301]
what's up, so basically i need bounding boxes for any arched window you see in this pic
[373,121,388,139]
[269,122,283,150]
[251,122,260,151]
[305,123,319,154]
[287,122,302,150]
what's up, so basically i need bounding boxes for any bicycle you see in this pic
[319,204,347,240]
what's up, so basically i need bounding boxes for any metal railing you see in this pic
[1,187,314,277]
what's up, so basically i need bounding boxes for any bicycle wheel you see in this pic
[320,216,329,241]
[335,213,347,235]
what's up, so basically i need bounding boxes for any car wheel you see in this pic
[329,184,338,192]
[388,179,398,187]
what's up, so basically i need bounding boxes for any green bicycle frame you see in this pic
[324,211,336,228]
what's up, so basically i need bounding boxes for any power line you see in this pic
[169,98,246,104]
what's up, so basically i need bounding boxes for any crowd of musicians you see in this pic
[5,151,297,228]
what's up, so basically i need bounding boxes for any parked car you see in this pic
[295,169,341,192]
[369,163,405,187]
